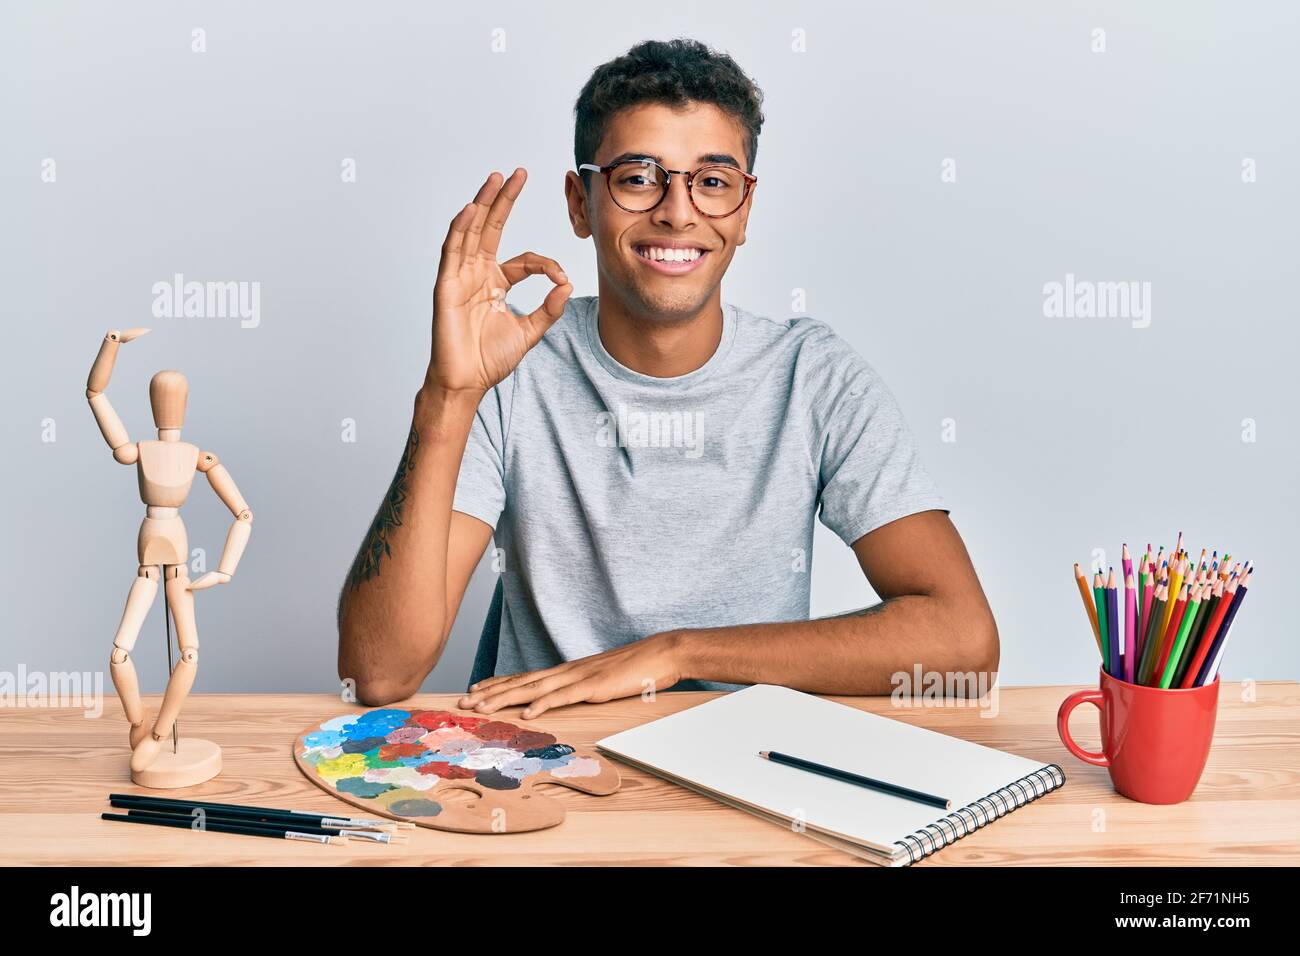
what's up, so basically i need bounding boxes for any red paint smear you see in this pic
[474,720,523,740]
[417,762,476,779]
[379,742,428,760]
[409,710,489,732]
[508,731,556,751]
[410,710,457,730]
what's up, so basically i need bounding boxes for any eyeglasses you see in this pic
[578,158,757,218]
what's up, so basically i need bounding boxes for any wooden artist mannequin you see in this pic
[88,329,253,787]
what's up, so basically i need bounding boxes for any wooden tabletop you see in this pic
[3,682,1298,866]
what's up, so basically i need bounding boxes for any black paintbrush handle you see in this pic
[100,812,334,844]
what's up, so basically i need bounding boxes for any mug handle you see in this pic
[1057,689,1108,766]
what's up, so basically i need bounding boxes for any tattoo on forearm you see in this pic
[345,425,419,590]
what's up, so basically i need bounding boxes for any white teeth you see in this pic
[637,246,702,262]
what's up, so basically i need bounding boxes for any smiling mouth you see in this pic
[633,244,710,275]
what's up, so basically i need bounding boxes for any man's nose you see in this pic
[652,173,697,227]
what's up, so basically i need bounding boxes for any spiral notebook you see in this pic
[595,684,1065,865]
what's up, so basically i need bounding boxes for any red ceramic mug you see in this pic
[1057,667,1220,804]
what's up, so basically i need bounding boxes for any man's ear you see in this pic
[564,171,593,239]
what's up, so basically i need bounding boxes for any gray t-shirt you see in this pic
[452,295,946,691]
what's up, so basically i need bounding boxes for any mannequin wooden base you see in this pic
[131,737,222,789]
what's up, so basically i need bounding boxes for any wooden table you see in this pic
[3,682,1298,865]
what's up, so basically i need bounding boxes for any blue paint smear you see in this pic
[357,708,410,723]
[340,710,410,738]
[525,743,575,760]
[320,715,359,732]
[340,736,389,754]
[500,756,544,780]
[303,730,346,749]
[417,751,464,765]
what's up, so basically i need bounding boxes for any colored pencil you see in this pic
[1106,568,1121,678]
[1074,563,1103,657]
[1137,551,1151,638]
[1172,581,1216,687]
[1123,571,1137,684]
[1150,583,1189,686]
[1159,584,1202,688]
[1178,577,1230,688]
[1196,572,1251,685]
[1136,583,1168,685]
[1139,581,1169,685]
[1094,572,1110,674]
[1160,557,1187,639]
[1137,568,1156,664]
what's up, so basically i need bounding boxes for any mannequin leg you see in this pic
[110,566,159,750]
[130,564,200,774]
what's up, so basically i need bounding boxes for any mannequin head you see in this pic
[149,370,188,434]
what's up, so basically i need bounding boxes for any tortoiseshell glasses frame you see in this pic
[578,158,757,218]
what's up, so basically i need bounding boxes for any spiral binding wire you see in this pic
[895,764,1065,865]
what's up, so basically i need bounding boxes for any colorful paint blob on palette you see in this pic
[297,708,603,819]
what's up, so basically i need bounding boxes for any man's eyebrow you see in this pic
[603,151,745,169]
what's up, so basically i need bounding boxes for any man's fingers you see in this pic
[522,680,601,719]
[496,252,573,344]
[499,252,567,288]
[520,280,573,346]
[437,202,476,281]
[472,671,585,714]
[459,673,519,705]
[470,680,550,713]
[478,168,525,261]
[461,172,503,262]
[461,662,571,706]
[466,674,513,694]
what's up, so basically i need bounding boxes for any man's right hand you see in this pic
[426,168,573,397]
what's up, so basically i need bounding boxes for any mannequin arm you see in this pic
[191,451,253,589]
[86,328,149,463]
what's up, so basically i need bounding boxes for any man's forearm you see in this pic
[337,386,481,697]
[670,594,999,696]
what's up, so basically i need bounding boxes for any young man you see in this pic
[337,38,997,716]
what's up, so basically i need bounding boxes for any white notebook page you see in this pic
[596,684,1052,853]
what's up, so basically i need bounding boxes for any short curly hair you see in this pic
[574,38,765,186]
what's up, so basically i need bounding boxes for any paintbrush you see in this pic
[101,812,346,845]
[107,793,413,830]
[112,803,407,844]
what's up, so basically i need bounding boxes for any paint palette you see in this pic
[293,707,620,833]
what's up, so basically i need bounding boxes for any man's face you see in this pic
[566,101,755,321]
